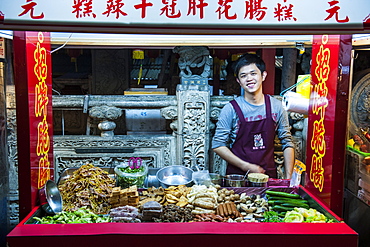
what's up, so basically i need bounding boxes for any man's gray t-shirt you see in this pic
[212,95,294,151]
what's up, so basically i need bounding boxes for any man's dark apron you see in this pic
[226,94,277,178]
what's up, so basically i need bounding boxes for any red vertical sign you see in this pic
[13,31,54,219]
[305,34,352,217]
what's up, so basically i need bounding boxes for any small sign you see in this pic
[0,37,4,59]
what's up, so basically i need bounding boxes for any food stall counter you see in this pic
[7,185,358,247]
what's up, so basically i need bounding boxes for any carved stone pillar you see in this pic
[88,105,122,137]
[173,46,212,171]
[6,85,19,229]
[176,84,211,171]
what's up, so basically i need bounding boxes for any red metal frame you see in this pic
[8,31,358,246]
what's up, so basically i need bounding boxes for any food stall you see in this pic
[2,0,370,246]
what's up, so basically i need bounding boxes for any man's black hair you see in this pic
[232,53,266,76]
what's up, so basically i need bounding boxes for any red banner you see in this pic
[31,32,54,189]
[305,34,352,216]
[13,31,54,217]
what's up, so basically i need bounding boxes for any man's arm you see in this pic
[283,147,295,179]
[213,146,265,174]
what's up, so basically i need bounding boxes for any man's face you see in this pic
[236,63,267,95]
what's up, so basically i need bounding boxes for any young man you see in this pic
[212,53,295,179]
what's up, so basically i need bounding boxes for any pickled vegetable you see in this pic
[33,207,111,224]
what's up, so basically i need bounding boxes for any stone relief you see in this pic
[210,107,222,121]
[89,105,123,137]
[89,105,123,120]
[161,106,177,120]
[55,156,155,181]
[173,46,211,79]
[177,87,210,171]
[351,73,370,130]
[54,136,174,169]
[182,105,207,169]
[6,108,19,228]
[160,106,178,133]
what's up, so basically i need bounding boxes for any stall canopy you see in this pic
[1,0,370,220]
[2,31,370,50]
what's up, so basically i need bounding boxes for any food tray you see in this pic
[57,166,116,186]
[26,186,340,224]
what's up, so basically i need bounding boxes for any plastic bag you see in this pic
[289,160,306,188]
[192,170,212,186]
[114,163,148,188]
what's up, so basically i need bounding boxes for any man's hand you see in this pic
[213,146,265,173]
[247,163,265,174]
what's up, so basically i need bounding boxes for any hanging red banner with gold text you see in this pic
[13,31,54,217]
[305,34,352,216]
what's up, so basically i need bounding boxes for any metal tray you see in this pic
[57,166,117,186]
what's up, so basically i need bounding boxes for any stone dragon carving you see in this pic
[173,46,211,79]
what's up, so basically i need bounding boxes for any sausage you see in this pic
[230,202,237,215]
[218,204,225,216]
[222,203,229,216]
[232,203,242,217]
[195,214,204,221]
[214,214,224,222]
[226,202,233,216]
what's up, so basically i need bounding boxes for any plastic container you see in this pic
[209,173,223,186]
[224,174,247,187]
[248,181,268,187]
[114,164,148,188]
[192,170,212,186]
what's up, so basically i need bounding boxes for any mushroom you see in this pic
[244,213,254,220]
[256,206,268,214]
[253,213,264,219]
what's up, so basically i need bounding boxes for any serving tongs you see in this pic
[128,157,142,169]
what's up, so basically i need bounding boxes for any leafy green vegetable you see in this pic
[115,164,148,188]
[119,166,145,174]
[33,207,111,224]
[283,207,330,223]
[283,211,304,222]
[263,211,283,222]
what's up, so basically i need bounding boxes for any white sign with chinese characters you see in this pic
[0,0,369,33]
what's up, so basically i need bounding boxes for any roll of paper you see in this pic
[282,91,309,115]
